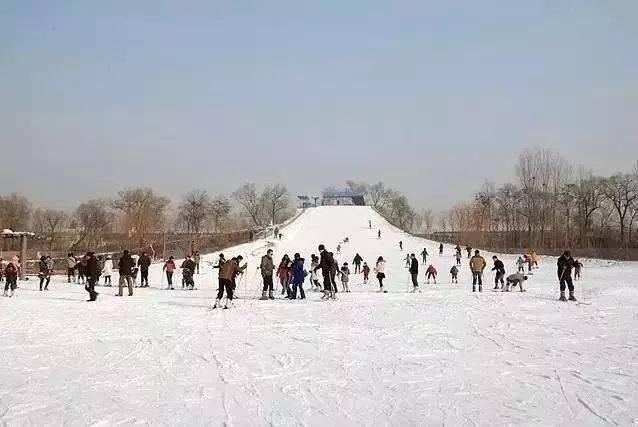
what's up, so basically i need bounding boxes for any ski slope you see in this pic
[1,206,638,425]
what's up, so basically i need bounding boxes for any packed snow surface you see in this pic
[1,206,638,425]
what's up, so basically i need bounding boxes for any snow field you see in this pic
[1,206,637,425]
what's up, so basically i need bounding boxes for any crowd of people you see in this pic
[1,230,585,305]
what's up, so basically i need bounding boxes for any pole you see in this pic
[19,235,27,281]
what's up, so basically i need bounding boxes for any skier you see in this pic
[314,244,336,299]
[310,254,321,291]
[439,243,444,256]
[290,253,307,299]
[338,262,351,292]
[492,255,505,290]
[426,265,437,284]
[38,255,51,291]
[273,227,279,239]
[162,256,176,290]
[181,255,197,290]
[378,230,381,239]
[409,254,419,292]
[260,249,275,300]
[524,254,533,273]
[67,252,76,283]
[352,253,363,274]
[455,251,462,266]
[465,245,472,259]
[336,244,341,255]
[362,262,370,284]
[368,219,372,229]
[329,252,338,294]
[450,265,459,284]
[138,252,151,288]
[193,251,201,274]
[405,253,411,268]
[399,241,403,251]
[214,253,226,271]
[557,251,577,301]
[117,250,135,297]
[375,256,387,293]
[469,250,486,292]
[102,255,113,286]
[505,273,528,292]
[3,259,18,297]
[277,254,292,297]
[421,248,428,264]
[214,255,244,308]
[516,256,525,273]
[85,251,100,302]
[574,259,583,280]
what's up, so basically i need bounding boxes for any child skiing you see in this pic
[3,259,18,297]
[339,262,351,292]
[38,255,51,291]
[362,262,370,284]
[455,251,462,266]
[310,254,321,291]
[102,255,113,286]
[450,265,458,284]
[516,256,525,273]
[426,265,437,284]
[421,248,428,264]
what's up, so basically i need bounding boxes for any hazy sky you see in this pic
[1,0,637,212]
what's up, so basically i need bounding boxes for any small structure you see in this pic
[321,189,366,206]
[1,229,35,280]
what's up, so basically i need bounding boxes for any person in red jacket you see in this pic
[426,265,437,284]
[362,262,370,284]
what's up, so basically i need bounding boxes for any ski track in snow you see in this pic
[1,206,638,426]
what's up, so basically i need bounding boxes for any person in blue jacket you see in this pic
[289,253,307,300]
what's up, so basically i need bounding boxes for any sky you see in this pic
[1,0,637,212]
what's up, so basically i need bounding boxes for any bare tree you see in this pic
[345,180,368,196]
[233,183,266,227]
[601,173,638,246]
[33,208,68,249]
[368,182,393,209]
[72,200,111,250]
[263,184,290,225]
[0,194,32,231]
[111,188,170,247]
[210,196,231,232]
[177,190,211,235]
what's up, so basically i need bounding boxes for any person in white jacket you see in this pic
[102,255,113,286]
[374,256,387,293]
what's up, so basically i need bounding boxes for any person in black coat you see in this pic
[117,250,135,297]
[314,245,335,299]
[352,253,363,274]
[138,252,151,287]
[492,256,506,290]
[409,254,419,291]
[557,251,576,301]
[85,252,100,302]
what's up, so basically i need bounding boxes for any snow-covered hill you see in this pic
[1,206,637,425]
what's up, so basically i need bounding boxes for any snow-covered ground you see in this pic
[1,206,637,426]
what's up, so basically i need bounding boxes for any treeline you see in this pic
[0,183,294,256]
[438,148,638,255]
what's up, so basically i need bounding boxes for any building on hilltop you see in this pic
[321,189,366,206]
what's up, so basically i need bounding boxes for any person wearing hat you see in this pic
[117,250,135,297]
[314,244,335,299]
